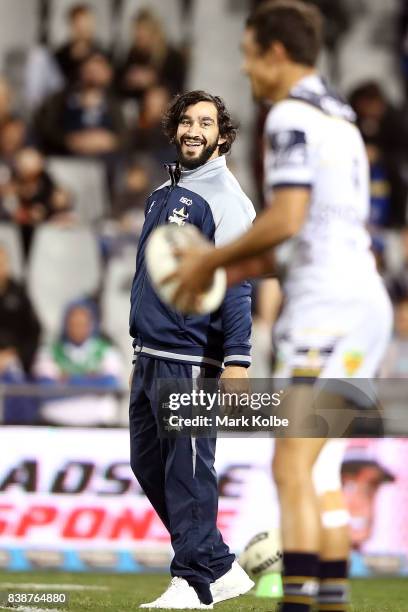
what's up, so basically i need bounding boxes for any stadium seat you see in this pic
[101,245,137,425]
[187,0,255,195]
[0,0,38,74]
[46,157,109,223]
[337,8,402,100]
[101,244,136,364]
[383,230,407,276]
[23,45,64,113]
[27,223,102,337]
[0,223,24,279]
[188,0,252,122]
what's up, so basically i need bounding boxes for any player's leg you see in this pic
[129,355,170,529]
[142,361,237,607]
[273,432,326,612]
[164,364,237,605]
[272,330,325,610]
[314,440,350,612]
[314,287,392,612]
[136,358,218,609]
[164,432,238,603]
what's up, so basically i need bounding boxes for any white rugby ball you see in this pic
[145,224,227,315]
[239,529,283,578]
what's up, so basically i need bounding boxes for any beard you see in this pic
[175,135,220,170]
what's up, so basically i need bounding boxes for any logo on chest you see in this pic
[168,206,189,226]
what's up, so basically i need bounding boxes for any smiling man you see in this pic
[174,101,222,169]
[129,90,255,609]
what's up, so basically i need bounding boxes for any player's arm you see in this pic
[226,249,276,286]
[210,187,310,272]
[168,187,309,306]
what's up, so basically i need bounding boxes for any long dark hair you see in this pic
[162,90,237,155]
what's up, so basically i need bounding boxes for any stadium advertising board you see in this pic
[0,428,406,576]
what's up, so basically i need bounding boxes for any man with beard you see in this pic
[129,90,255,609]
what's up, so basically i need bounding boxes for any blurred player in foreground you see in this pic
[129,90,255,609]
[166,2,392,611]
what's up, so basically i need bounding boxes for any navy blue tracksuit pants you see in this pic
[129,355,234,604]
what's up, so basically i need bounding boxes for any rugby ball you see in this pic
[239,529,283,578]
[145,224,227,315]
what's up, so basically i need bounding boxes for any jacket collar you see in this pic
[166,155,226,184]
[165,161,181,186]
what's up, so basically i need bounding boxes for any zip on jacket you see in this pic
[129,156,256,368]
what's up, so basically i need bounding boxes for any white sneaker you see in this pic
[210,561,255,604]
[140,577,214,609]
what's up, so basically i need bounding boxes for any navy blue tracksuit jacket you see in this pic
[129,155,255,604]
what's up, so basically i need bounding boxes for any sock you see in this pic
[317,560,350,612]
[280,552,319,612]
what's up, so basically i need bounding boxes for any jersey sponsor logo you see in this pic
[179,196,193,206]
[168,206,189,226]
[343,351,364,376]
[269,129,307,168]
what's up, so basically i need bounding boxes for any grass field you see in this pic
[0,572,407,611]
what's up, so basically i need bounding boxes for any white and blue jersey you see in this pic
[264,74,392,380]
[264,74,379,304]
[130,155,256,369]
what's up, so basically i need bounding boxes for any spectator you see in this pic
[350,81,408,228]
[54,4,105,84]
[0,245,41,374]
[341,446,395,550]
[116,9,187,102]
[0,77,15,128]
[113,153,164,221]
[0,148,72,256]
[0,118,27,214]
[100,154,166,256]
[129,85,175,164]
[0,258,35,423]
[33,298,123,426]
[382,277,408,377]
[0,334,38,425]
[0,117,27,166]
[35,51,125,161]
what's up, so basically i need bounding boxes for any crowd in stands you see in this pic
[0,3,187,425]
[0,0,408,426]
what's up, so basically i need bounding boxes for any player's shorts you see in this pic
[273,282,393,381]
[273,282,392,498]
